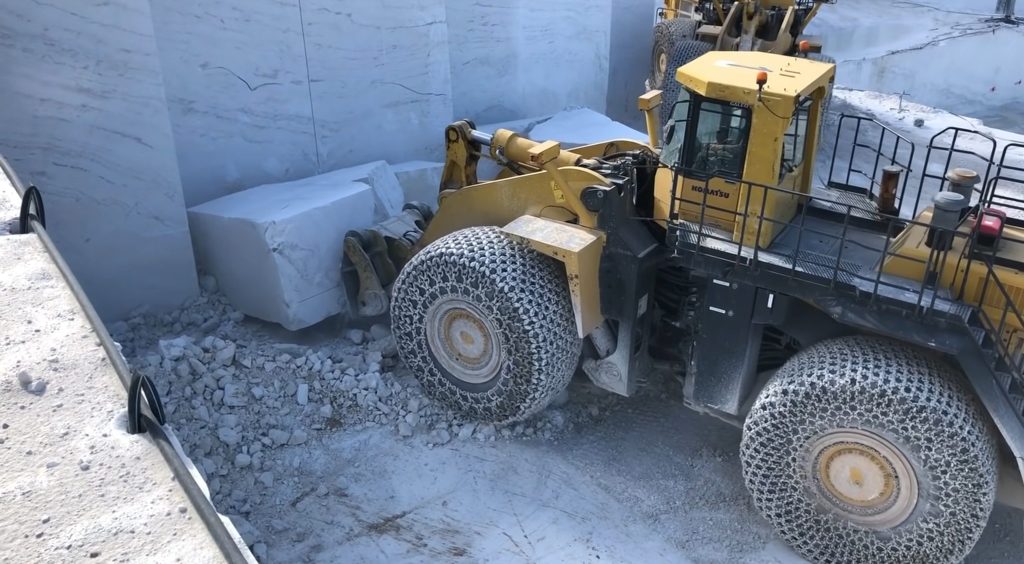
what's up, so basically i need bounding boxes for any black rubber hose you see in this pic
[0,154,253,564]
[18,184,45,233]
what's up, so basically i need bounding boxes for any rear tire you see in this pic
[740,336,998,564]
[390,226,581,424]
[659,39,713,129]
[649,18,699,91]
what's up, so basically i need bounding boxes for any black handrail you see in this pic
[983,143,1024,222]
[912,127,997,218]
[668,167,1024,394]
[827,114,915,214]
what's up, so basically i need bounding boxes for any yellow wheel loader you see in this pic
[342,51,1024,563]
[649,0,835,127]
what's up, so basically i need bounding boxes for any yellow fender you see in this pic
[418,166,611,338]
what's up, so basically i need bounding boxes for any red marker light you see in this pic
[756,71,768,87]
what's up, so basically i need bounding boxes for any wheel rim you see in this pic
[425,297,501,384]
[655,51,668,86]
[808,429,918,529]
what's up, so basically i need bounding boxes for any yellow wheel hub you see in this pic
[656,52,668,86]
[809,430,918,529]
[425,298,501,384]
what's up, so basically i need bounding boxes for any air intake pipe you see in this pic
[926,191,967,251]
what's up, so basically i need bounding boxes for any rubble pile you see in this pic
[111,283,622,519]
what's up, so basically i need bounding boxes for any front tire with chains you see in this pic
[391,226,581,424]
[741,335,998,564]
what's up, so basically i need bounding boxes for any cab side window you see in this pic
[781,96,812,181]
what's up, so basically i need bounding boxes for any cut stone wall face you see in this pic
[0,0,199,320]
[2,0,642,320]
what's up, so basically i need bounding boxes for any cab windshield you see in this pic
[661,89,752,180]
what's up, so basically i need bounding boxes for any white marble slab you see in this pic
[149,0,320,207]
[445,0,613,124]
[0,0,198,320]
[302,0,456,173]
[391,161,444,210]
[607,0,658,129]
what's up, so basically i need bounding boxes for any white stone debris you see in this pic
[27,380,47,395]
[112,283,621,546]
[199,274,219,295]
[344,328,366,345]
[16,370,48,396]
[16,370,32,386]
[223,383,247,407]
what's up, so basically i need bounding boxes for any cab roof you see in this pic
[675,51,835,106]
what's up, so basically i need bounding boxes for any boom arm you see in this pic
[437,120,601,229]
[439,120,597,193]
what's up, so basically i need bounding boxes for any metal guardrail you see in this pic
[912,127,997,219]
[826,114,916,215]
[665,166,1024,406]
[984,142,1024,222]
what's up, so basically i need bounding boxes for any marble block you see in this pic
[188,173,375,330]
[315,161,405,222]
[391,161,444,210]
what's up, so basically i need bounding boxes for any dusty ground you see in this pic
[113,283,1024,564]
[208,347,1024,564]
[0,234,224,563]
[250,384,1024,564]
[110,48,1024,564]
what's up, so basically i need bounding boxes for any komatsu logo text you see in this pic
[690,184,731,199]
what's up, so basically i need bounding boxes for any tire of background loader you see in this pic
[740,335,998,564]
[390,226,581,424]
[649,19,699,91]
[659,40,713,129]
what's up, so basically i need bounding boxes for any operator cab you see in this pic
[650,51,835,248]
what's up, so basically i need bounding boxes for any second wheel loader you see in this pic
[342,50,1024,563]
[649,0,836,127]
